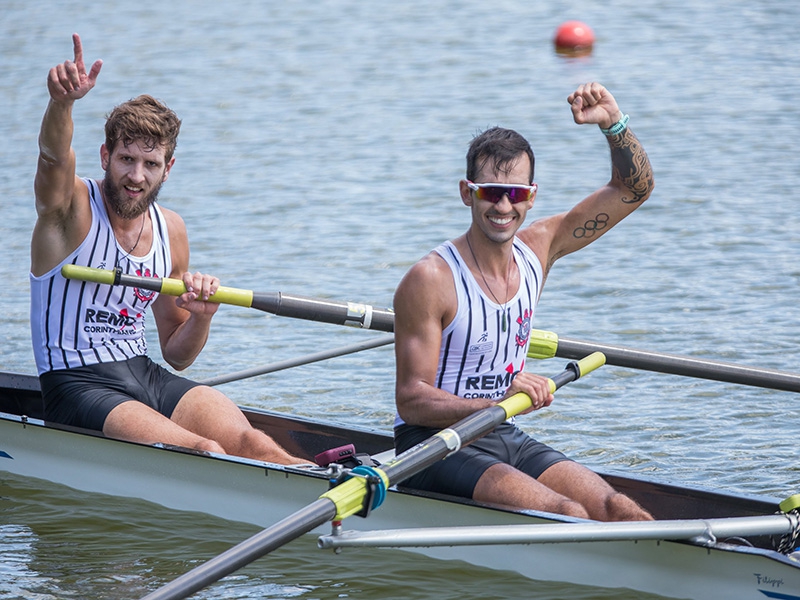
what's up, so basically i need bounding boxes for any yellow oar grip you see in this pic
[143,276,254,307]
[498,392,539,418]
[158,277,188,296]
[319,468,390,521]
[61,264,117,285]
[206,286,254,307]
[62,264,254,308]
[577,351,607,376]
[166,281,254,307]
[498,352,607,419]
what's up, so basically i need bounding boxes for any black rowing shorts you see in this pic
[39,355,200,431]
[393,421,571,498]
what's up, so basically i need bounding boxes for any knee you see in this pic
[234,427,275,454]
[559,499,590,520]
[605,492,653,521]
[193,438,226,455]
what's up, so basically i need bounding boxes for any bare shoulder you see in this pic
[158,205,189,277]
[34,174,91,223]
[395,251,451,300]
[31,176,93,276]
[394,250,455,329]
[158,205,189,248]
[158,204,186,230]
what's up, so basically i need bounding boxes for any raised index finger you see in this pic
[72,33,85,72]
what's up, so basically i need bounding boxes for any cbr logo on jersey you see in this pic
[469,331,494,354]
[469,341,494,354]
[133,267,157,302]
[516,309,532,347]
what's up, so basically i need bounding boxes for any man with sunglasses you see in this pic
[393,82,655,521]
[31,34,306,465]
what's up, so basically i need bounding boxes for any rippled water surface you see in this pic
[2,0,799,598]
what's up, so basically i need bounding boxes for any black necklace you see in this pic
[117,212,146,262]
[465,231,512,332]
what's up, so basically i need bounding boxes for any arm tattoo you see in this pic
[573,212,609,239]
[607,129,653,204]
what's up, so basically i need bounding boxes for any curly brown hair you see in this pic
[104,94,182,162]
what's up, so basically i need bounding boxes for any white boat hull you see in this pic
[3,411,800,600]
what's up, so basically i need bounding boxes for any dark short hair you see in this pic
[466,127,535,184]
[104,94,182,162]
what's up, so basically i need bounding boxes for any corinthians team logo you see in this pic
[515,308,531,347]
[133,267,157,302]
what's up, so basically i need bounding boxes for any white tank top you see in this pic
[394,238,543,427]
[30,178,172,375]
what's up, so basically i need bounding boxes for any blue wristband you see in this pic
[600,113,630,136]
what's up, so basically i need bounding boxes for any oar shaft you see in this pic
[199,334,396,386]
[140,499,336,600]
[251,292,395,332]
[554,336,800,393]
[61,264,394,331]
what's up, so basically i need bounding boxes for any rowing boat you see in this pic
[2,369,800,600]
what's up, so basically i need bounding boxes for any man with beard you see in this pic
[30,34,305,465]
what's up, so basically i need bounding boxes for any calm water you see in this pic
[2,0,800,598]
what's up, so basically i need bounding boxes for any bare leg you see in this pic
[103,400,226,453]
[473,463,590,518]
[102,387,306,465]
[170,386,305,464]
[471,461,653,521]
[538,461,653,521]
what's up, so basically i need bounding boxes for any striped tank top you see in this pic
[30,178,172,375]
[394,238,543,427]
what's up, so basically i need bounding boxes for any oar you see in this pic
[527,330,800,393]
[198,334,396,386]
[61,264,395,332]
[62,265,800,393]
[139,352,606,600]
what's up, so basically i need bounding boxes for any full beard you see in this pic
[102,175,163,220]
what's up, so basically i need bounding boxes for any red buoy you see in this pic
[554,21,595,54]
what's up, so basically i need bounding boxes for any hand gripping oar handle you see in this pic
[322,351,606,522]
[61,264,395,332]
[497,350,605,420]
[138,353,605,600]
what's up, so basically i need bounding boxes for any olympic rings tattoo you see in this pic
[573,213,609,239]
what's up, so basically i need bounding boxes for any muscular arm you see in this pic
[394,253,499,428]
[32,34,103,276]
[35,100,77,211]
[519,84,655,275]
[151,208,220,371]
[32,100,90,276]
